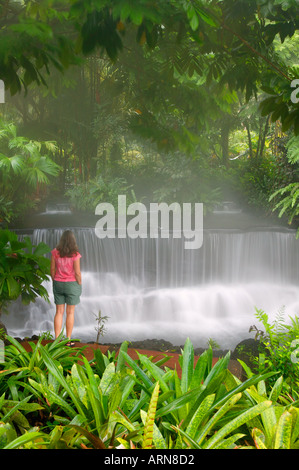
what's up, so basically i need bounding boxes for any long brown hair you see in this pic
[56,230,79,258]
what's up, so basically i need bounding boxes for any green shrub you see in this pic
[0,335,298,449]
[251,308,299,391]
[0,229,50,313]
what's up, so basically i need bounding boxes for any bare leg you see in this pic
[54,304,65,338]
[66,304,75,339]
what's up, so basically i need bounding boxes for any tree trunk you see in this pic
[245,121,253,159]
[255,116,270,160]
[221,121,230,167]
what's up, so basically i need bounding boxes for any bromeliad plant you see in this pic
[239,361,299,449]
[116,338,278,449]
[0,335,298,449]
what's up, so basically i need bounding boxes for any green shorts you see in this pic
[53,280,82,305]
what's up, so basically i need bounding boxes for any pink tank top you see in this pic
[51,248,81,282]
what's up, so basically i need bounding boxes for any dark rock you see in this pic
[131,338,176,352]
[213,349,231,358]
[194,347,206,356]
[232,338,260,360]
[103,338,180,353]
[103,339,231,357]
[232,338,262,376]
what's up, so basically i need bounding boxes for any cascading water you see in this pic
[5,218,299,349]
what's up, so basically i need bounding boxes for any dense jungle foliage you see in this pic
[0,0,298,232]
[0,0,298,450]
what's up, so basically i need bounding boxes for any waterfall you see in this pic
[4,226,299,349]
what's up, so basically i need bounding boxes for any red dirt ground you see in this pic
[21,340,243,379]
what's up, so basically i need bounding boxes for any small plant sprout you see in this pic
[94,310,109,344]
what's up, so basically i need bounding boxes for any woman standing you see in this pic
[50,230,82,346]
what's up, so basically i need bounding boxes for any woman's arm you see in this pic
[50,256,56,280]
[74,258,82,285]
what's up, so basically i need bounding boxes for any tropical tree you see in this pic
[2,0,298,134]
[0,0,79,95]
[0,229,50,314]
[0,121,60,223]
[1,0,298,225]
[269,135,299,235]
[70,0,299,134]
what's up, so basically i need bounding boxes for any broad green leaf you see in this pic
[196,393,242,447]
[4,431,44,449]
[210,371,277,414]
[111,409,137,433]
[108,383,123,415]
[39,345,86,416]
[48,371,61,395]
[0,393,5,411]
[196,7,218,27]
[185,394,215,439]
[203,351,230,387]
[71,364,88,407]
[28,337,43,371]
[138,353,170,394]
[100,362,116,395]
[156,386,205,419]
[86,385,105,429]
[27,378,44,398]
[121,351,153,389]
[116,341,129,373]
[172,426,202,449]
[190,350,209,389]
[42,387,78,419]
[119,376,136,409]
[48,425,65,449]
[1,395,42,422]
[82,356,100,400]
[9,409,30,430]
[0,422,17,449]
[274,411,292,449]
[6,276,21,298]
[189,12,199,31]
[33,241,50,256]
[252,427,267,449]
[65,425,106,449]
[215,433,246,449]
[205,400,273,449]
[184,370,226,429]
[237,359,254,378]
[261,404,278,447]
[174,369,185,423]
[1,395,43,413]
[181,337,194,394]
